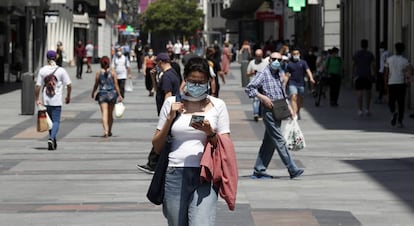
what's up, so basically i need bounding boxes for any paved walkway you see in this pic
[0,61,413,226]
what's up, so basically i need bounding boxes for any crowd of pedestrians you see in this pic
[32,36,413,226]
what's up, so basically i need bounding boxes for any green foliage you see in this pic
[141,0,204,36]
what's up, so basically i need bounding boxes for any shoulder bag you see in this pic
[146,95,181,205]
[272,79,292,120]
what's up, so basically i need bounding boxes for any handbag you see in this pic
[37,110,49,132]
[272,79,291,120]
[146,95,181,205]
[115,102,125,118]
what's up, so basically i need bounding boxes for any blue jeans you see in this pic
[46,106,61,140]
[252,97,262,116]
[163,167,218,226]
[254,108,299,174]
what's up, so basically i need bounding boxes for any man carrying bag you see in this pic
[245,52,304,179]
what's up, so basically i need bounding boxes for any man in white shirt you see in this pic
[384,42,413,127]
[85,41,94,73]
[246,49,269,121]
[35,50,72,150]
[375,42,390,103]
[111,45,131,98]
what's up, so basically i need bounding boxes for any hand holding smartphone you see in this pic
[189,115,205,126]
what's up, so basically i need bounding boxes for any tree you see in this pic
[141,0,204,37]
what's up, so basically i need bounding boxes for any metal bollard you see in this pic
[21,72,35,115]
[240,60,249,87]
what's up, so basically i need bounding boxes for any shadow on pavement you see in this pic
[0,82,21,94]
[302,87,414,134]
[344,157,414,213]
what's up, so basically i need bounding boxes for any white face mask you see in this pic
[117,51,122,56]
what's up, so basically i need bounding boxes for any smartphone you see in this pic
[189,115,205,126]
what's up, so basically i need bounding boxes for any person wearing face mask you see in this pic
[111,45,131,98]
[286,48,315,119]
[245,52,304,179]
[152,56,236,226]
[137,52,181,174]
[143,48,156,96]
[247,49,270,121]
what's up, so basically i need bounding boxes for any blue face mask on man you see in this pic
[270,60,281,71]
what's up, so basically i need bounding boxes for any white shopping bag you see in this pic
[283,119,306,151]
[115,102,126,118]
[125,79,133,92]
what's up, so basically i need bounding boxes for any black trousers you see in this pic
[329,75,341,104]
[388,84,406,123]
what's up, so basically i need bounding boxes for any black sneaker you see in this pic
[53,139,57,150]
[136,164,155,174]
[48,139,55,151]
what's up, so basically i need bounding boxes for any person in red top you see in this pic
[74,40,86,79]
[142,48,156,96]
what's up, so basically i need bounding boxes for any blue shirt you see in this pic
[287,59,309,86]
[245,66,286,101]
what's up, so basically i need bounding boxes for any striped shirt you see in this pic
[245,66,287,101]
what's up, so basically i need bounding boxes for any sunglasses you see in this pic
[270,58,282,62]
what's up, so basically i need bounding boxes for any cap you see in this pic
[47,50,57,60]
[156,52,170,62]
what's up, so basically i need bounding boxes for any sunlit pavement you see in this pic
[0,61,413,226]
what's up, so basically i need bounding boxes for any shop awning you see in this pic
[73,13,90,29]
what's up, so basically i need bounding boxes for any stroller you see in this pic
[312,73,329,107]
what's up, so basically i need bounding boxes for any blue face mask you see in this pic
[270,60,281,70]
[186,81,208,98]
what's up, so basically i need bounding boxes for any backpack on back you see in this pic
[44,67,59,97]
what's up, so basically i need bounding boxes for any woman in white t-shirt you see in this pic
[152,57,231,226]
[384,42,413,127]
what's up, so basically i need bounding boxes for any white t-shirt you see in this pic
[247,58,269,81]
[385,55,409,85]
[378,50,390,73]
[111,55,130,79]
[157,96,231,167]
[173,43,182,54]
[36,65,72,106]
[85,44,94,57]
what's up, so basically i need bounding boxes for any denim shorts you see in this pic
[288,85,305,96]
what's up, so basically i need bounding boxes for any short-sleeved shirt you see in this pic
[247,58,269,81]
[36,65,72,106]
[325,56,343,76]
[157,95,230,167]
[111,55,130,79]
[353,49,375,78]
[286,59,309,86]
[155,68,180,114]
[385,55,410,85]
[85,44,94,57]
